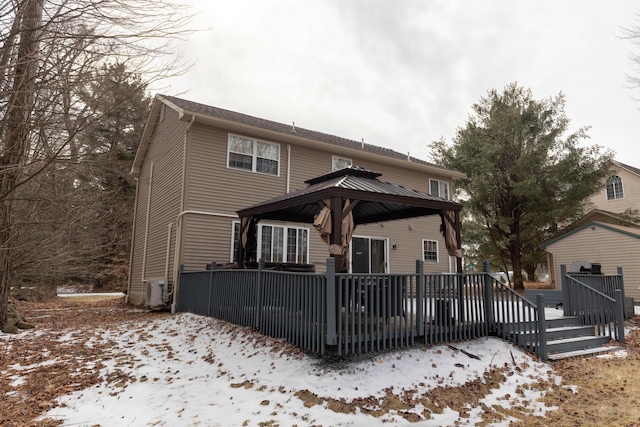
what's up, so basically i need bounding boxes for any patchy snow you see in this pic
[18,312,564,426]
[57,292,126,298]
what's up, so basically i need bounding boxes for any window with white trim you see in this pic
[422,239,438,262]
[227,134,279,175]
[231,221,241,262]
[231,222,309,264]
[606,175,624,200]
[332,156,352,171]
[429,179,450,200]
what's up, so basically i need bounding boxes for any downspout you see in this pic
[170,210,238,313]
[171,115,194,313]
[286,144,291,193]
[125,176,141,304]
[140,162,154,302]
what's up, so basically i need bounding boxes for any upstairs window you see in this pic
[606,175,624,200]
[429,179,450,200]
[332,156,352,171]
[422,240,438,262]
[228,134,279,175]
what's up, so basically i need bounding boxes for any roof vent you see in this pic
[291,121,296,132]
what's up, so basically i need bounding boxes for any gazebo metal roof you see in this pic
[237,166,462,224]
[236,166,463,272]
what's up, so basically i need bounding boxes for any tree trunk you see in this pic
[0,0,43,327]
[509,223,525,291]
[524,264,537,282]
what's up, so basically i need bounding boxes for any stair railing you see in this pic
[487,273,543,358]
[563,273,625,344]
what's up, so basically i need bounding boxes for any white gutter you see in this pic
[140,162,154,291]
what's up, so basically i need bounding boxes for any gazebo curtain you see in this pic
[313,198,355,271]
[441,210,462,258]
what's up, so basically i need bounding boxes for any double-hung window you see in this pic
[261,225,308,263]
[429,179,450,200]
[228,134,279,175]
[605,175,624,200]
[231,222,309,264]
[422,239,438,262]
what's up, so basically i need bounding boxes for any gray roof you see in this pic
[160,95,454,172]
[613,160,640,177]
[237,166,462,225]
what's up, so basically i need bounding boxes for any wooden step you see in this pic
[546,335,611,354]
[545,325,593,340]
[547,345,621,361]
[545,316,581,329]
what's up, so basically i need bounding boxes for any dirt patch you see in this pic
[511,327,640,427]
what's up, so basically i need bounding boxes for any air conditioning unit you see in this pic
[146,278,167,307]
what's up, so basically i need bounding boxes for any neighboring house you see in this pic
[541,159,640,299]
[589,160,640,213]
[127,95,464,306]
[541,219,640,302]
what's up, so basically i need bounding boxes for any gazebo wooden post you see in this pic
[455,210,463,273]
[330,196,345,272]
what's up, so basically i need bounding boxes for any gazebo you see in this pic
[236,166,463,272]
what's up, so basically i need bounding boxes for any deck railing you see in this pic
[563,271,625,343]
[176,258,624,356]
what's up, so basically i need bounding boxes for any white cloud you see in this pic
[162,0,640,163]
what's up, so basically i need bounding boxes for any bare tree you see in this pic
[622,12,640,93]
[0,0,192,327]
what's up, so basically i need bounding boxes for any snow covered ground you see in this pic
[9,311,566,426]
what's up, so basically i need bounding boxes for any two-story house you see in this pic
[542,160,640,301]
[127,95,464,306]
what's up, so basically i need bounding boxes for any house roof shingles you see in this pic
[159,95,458,175]
[612,160,640,177]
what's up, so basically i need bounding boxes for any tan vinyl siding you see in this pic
[128,107,186,304]
[184,123,288,214]
[287,143,450,195]
[353,216,452,273]
[177,125,455,274]
[545,226,640,301]
[182,215,238,270]
[590,167,640,212]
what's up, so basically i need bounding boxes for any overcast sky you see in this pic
[161,1,639,165]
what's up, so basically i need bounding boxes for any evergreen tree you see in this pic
[431,83,612,289]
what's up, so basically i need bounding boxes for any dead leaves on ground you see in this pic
[0,297,166,427]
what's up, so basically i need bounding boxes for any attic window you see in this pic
[332,156,352,171]
[606,175,624,200]
[227,134,279,176]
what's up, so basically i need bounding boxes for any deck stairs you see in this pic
[509,316,620,361]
